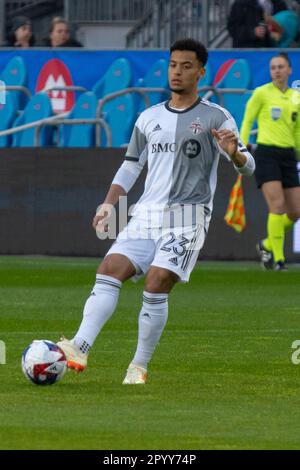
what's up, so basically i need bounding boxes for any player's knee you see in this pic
[145,269,178,293]
[97,254,135,282]
[97,256,123,279]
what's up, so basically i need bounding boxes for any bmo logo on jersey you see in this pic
[152,139,201,158]
[152,143,177,153]
[182,139,201,159]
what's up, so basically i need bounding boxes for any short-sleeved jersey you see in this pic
[240,82,300,153]
[125,97,248,221]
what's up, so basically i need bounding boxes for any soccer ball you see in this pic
[21,340,67,385]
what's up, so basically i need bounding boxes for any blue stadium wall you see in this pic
[0,148,298,261]
[0,49,300,94]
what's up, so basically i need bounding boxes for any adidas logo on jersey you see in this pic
[152,124,162,132]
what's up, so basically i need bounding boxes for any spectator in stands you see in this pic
[265,8,300,47]
[41,17,83,47]
[7,16,35,47]
[227,0,288,48]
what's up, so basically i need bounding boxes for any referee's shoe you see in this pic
[256,241,274,270]
[274,260,288,271]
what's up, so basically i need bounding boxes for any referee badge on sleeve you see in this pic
[271,107,282,120]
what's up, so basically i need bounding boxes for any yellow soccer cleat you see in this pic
[56,337,88,373]
[122,363,147,384]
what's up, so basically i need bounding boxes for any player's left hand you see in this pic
[211,128,238,158]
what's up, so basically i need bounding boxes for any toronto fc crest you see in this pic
[189,117,204,135]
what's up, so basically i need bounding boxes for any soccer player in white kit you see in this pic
[58,39,255,384]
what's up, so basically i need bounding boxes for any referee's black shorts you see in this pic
[254,144,300,189]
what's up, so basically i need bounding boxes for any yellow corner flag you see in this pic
[224,175,246,232]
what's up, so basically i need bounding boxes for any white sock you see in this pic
[132,291,168,369]
[74,274,121,352]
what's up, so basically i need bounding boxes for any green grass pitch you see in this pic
[1,256,300,450]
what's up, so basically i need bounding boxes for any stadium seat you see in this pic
[213,58,252,129]
[60,92,98,147]
[92,58,132,100]
[12,93,53,147]
[0,92,19,147]
[135,58,169,111]
[101,93,136,147]
[0,56,28,110]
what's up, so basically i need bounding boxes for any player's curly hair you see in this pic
[170,38,208,66]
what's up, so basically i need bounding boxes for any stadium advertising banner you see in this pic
[0,49,300,110]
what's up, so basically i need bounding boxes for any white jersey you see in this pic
[108,97,255,281]
[113,97,254,227]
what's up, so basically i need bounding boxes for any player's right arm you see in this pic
[93,119,148,232]
[240,86,264,145]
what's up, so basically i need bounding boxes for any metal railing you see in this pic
[64,0,153,23]
[198,86,224,106]
[34,117,112,147]
[0,112,111,147]
[0,86,171,147]
[126,0,233,48]
[200,86,253,104]
[0,87,254,147]
[0,112,68,138]
[4,86,32,101]
[95,87,171,146]
[45,86,87,94]
[5,0,62,17]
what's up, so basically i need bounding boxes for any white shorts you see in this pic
[106,217,206,283]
